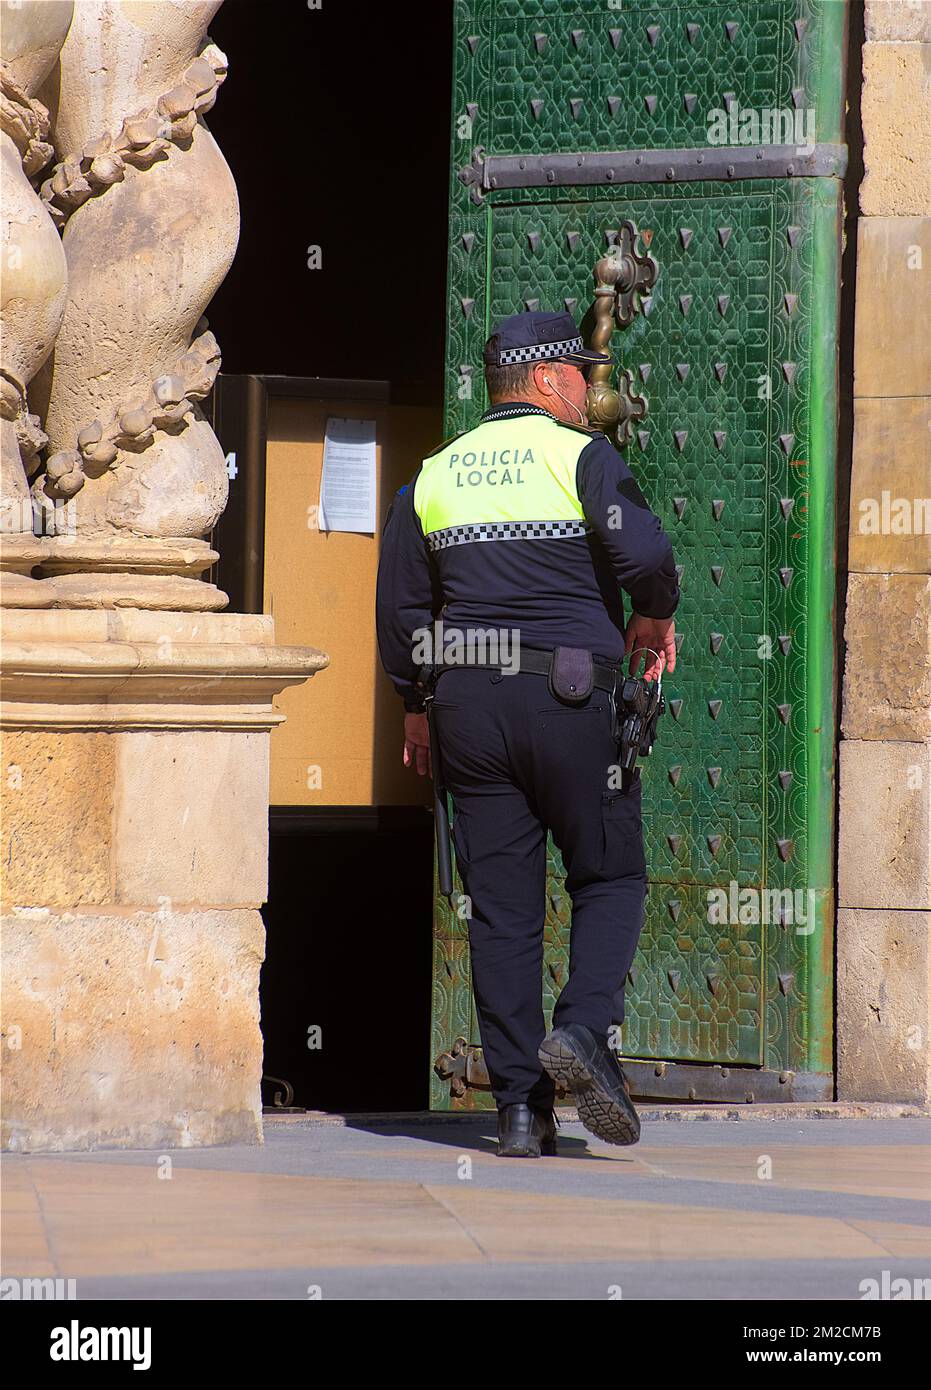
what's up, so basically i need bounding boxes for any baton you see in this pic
[425,696,454,897]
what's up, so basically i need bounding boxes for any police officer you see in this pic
[376,311,679,1157]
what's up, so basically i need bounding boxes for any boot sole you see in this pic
[538,1035,640,1146]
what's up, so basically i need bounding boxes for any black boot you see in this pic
[538,1023,640,1146]
[496,1102,558,1158]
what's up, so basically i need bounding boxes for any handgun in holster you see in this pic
[610,672,666,771]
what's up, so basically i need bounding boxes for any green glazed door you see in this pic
[431,0,846,1107]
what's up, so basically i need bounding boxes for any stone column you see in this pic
[837,1,931,1103]
[32,0,239,609]
[0,3,327,1151]
[0,0,73,604]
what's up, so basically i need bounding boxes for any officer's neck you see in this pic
[489,396,559,420]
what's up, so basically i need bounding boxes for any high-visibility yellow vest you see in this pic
[413,413,592,548]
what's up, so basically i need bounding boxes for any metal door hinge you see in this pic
[458,144,848,203]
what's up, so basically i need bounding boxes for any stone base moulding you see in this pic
[0,607,325,728]
[0,537,228,611]
[0,606,327,1151]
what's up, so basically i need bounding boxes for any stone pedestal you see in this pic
[0,2,326,1152]
[0,608,326,1151]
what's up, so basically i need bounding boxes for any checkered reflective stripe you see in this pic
[498,335,583,365]
[425,518,590,551]
[481,403,554,421]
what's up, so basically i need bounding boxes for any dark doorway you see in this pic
[207,0,451,405]
[262,809,435,1113]
[205,0,453,1111]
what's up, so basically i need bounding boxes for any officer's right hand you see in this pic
[624,613,677,681]
[403,712,432,777]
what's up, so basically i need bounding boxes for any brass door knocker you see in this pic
[586,220,657,446]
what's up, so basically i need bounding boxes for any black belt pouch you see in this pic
[548,646,594,703]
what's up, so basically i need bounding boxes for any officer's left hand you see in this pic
[403,712,432,777]
[625,612,677,682]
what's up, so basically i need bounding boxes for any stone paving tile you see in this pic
[4,1163,482,1276]
[33,1146,924,1230]
[345,1138,931,1198]
[6,1156,928,1278]
[3,1118,929,1300]
[72,1255,931,1302]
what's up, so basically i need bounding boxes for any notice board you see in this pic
[263,390,441,807]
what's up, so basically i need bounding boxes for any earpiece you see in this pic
[543,374,585,425]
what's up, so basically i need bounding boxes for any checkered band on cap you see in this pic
[497,335,584,366]
[425,519,589,552]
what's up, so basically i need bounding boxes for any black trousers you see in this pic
[432,666,647,1110]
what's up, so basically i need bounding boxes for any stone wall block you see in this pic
[838,740,931,910]
[0,728,114,907]
[842,574,931,740]
[853,218,931,396]
[0,906,265,1151]
[837,908,931,1104]
[847,397,931,574]
[866,1,931,45]
[861,41,931,216]
[114,730,269,907]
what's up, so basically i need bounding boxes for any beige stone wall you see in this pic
[837,1,931,1102]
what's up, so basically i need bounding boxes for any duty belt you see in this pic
[417,647,623,694]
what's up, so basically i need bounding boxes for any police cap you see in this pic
[482,310,612,369]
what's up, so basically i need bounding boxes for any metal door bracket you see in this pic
[434,1037,490,1099]
[434,1040,833,1104]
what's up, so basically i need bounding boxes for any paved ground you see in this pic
[4,1110,930,1300]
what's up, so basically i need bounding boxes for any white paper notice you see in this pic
[318,417,376,533]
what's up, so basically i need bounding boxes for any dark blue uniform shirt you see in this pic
[376,402,680,710]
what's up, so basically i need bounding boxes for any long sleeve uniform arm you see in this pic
[375,474,442,712]
[576,433,680,620]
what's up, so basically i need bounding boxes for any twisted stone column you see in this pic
[35,0,239,609]
[0,1,72,604]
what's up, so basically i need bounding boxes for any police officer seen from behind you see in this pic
[376,311,679,1157]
